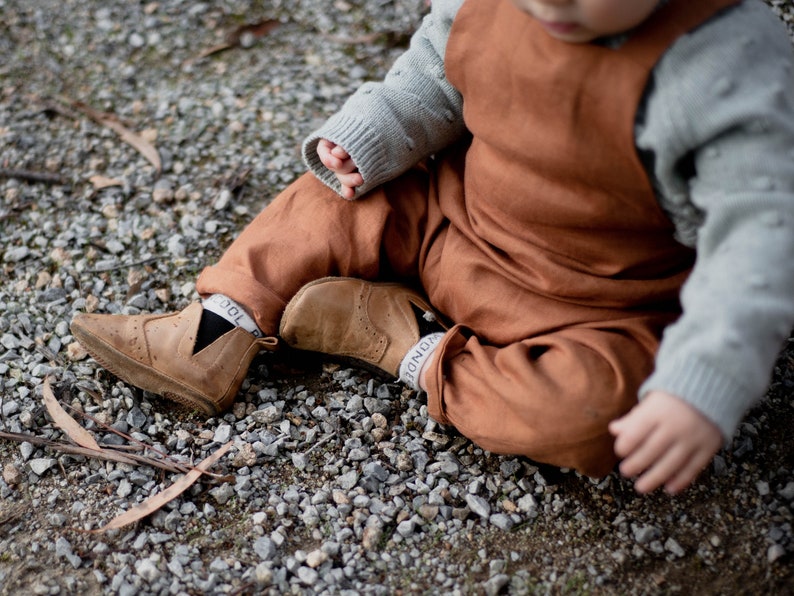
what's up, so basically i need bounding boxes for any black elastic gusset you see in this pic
[194,309,235,354]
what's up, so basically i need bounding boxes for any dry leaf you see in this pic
[185,19,280,66]
[91,441,232,532]
[42,377,101,451]
[226,19,280,47]
[89,175,123,190]
[61,97,162,173]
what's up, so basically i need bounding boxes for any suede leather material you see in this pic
[279,277,441,376]
[71,303,278,414]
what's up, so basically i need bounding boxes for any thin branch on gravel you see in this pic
[64,403,235,482]
[0,168,68,185]
[303,431,338,455]
[85,255,167,274]
[0,430,161,469]
[0,378,237,480]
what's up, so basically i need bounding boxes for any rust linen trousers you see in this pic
[197,0,734,476]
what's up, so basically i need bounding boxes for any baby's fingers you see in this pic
[609,412,652,458]
[330,145,350,160]
[617,426,669,480]
[632,443,690,494]
[662,433,722,494]
[336,171,363,189]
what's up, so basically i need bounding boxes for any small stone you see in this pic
[254,563,273,585]
[213,189,232,211]
[712,454,728,476]
[136,559,161,582]
[396,452,413,472]
[232,443,257,468]
[422,430,450,446]
[501,499,517,513]
[67,341,89,360]
[152,183,174,204]
[297,566,319,586]
[348,448,369,461]
[362,461,389,482]
[213,424,232,444]
[337,470,359,490]
[4,246,30,262]
[332,490,350,505]
[166,234,186,258]
[633,524,661,545]
[129,32,146,48]
[126,407,147,429]
[499,459,522,478]
[768,544,785,563]
[19,442,35,461]
[778,481,794,501]
[117,479,133,498]
[483,574,510,596]
[55,537,81,569]
[1,400,18,417]
[465,494,491,519]
[489,513,515,531]
[209,483,234,505]
[664,537,685,558]
[29,458,57,476]
[252,406,280,424]
[306,549,329,568]
[361,525,383,550]
[396,518,415,537]
[254,537,276,561]
[418,504,439,521]
[3,463,21,485]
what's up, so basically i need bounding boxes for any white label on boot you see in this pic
[202,294,263,338]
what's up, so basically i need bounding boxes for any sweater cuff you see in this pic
[302,113,401,199]
[639,355,759,443]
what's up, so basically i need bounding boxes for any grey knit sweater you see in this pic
[302,0,794,441]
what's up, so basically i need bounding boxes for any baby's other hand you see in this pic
[608,390,722,495]
[317,139,363,199]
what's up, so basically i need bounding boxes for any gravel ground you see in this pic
[1,1,793,594]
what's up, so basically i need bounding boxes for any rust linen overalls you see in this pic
[197,0,737,477]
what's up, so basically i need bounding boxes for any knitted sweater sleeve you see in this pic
[637,0,794,440]
[301,0,466,198]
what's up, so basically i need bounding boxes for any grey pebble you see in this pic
[29,458,57,476]
[466,494,491,519]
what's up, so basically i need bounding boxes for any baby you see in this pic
[72,0,794,494]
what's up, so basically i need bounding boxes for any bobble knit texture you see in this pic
[301,0,794,441]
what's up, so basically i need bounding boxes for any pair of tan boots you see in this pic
[71,277,443,415]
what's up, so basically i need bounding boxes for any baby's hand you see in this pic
[317,139,364,199]
[608,391,722,495]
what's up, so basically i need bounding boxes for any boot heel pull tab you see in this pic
[257,336,280,351]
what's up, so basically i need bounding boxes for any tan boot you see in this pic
[70,303,278,415]
[279,277,445,377]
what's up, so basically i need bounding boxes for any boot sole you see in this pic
[71,321,221,415]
